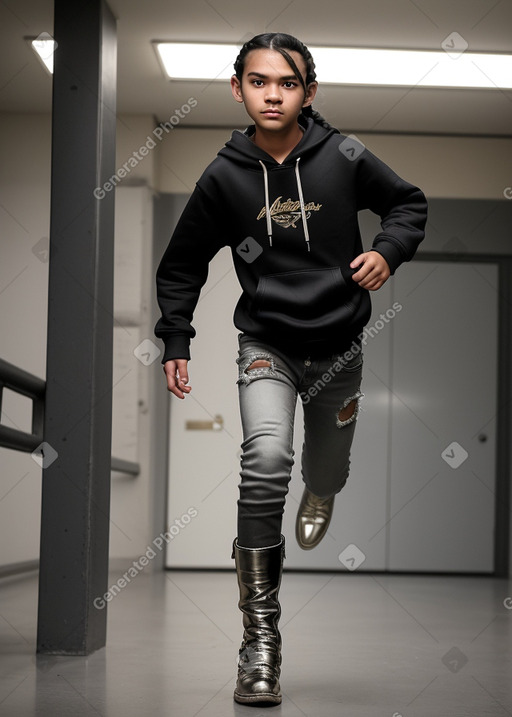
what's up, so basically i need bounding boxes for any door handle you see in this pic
[185,414,223,431]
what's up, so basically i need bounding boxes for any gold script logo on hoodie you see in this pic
[256,196,322,229]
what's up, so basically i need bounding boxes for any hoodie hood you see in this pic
[218,116,338,169]
[218,117,339,251]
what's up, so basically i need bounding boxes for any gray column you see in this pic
[496,260,512,577]
[37,0,117,655]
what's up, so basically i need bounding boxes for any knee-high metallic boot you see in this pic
[232,535,286,705]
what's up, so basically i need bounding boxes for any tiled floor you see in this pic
[1,566,511,716]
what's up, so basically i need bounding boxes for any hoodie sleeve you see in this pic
[355,149,428,274]
[154,183,225,362]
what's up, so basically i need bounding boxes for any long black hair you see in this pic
[233,33,339,133]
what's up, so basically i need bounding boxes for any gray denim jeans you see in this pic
[235,332,363,548]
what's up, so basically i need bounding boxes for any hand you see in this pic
[350,251,390,291]
[163,359,191,399]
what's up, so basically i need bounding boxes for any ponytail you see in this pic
[300,105,339,133]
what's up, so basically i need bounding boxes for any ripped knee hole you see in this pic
[336,393,363,428]
[338,399,357,423]
[237,353,276,385]
[247,359,272,371]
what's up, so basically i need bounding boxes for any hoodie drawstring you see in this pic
[258,157,311,251]
[258,160,273,247]
[294,157,310,252]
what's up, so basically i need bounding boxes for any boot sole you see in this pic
[234,690,282,705]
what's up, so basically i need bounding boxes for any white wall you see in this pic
[110,186,157,562]
[0,114,52,569]
[0,114,157,570]
[157,127,512,200]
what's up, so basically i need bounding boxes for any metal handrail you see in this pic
[0,357,140,476]
[111,456,140,476]
[0,358,45,451]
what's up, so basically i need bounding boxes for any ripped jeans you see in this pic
[236,333,363,548]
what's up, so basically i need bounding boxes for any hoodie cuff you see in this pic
[161,335,191,363]
[370,240,404,275]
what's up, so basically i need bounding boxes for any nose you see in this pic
[265,84,282,103]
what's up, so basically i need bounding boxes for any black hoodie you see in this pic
[155,117,427,361]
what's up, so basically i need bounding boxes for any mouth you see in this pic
[262,109,283,117]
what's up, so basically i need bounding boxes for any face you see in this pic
[230,48,317,134]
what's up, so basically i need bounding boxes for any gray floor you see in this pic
[1,566,511,717]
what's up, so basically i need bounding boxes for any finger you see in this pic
[175,359,189,385]
[350,253,366,269]
[163,361,175,388]
[171,386,186,399]
[361,274,385,291]
[168,376,187,399]
[163,362,186,398]
[352,262,373,284]
[174,359,191,394]
[363,278,381,291]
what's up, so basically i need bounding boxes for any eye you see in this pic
[252,79,264,87]
[283,81,298,89]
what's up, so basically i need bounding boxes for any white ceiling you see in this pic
[1,0,512,135]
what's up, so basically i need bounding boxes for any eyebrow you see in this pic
[246,71,299,81]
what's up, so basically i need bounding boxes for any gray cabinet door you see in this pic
[388,261,497,572]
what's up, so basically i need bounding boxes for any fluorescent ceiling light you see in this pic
[155,42,512,89]
[312,47,512,89]
[31,33,57,73]
[156,42,239,81]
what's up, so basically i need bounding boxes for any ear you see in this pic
[302,81,318,108]
[230,75,244,104]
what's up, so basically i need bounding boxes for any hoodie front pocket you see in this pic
[252,267,360,331]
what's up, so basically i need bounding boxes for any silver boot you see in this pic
[232,535,285,705]
[296,486,334,550]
